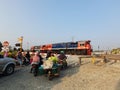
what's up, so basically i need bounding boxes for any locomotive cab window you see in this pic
[80,44,84,46]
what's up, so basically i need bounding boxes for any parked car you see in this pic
[0,55,16,75]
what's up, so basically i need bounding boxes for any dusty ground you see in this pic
[52,55,120,90]
[0,55,120,90]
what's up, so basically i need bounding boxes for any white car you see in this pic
[0,55,16,75]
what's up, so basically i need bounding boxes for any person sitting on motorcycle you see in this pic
[37,51,43,66]
[30,51,40,76]
[46,51,52,60]
[58,51,67,61]
[44,52,58,76]
[58,51,67,69]
[48,52,58,64]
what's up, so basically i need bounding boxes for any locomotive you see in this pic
[31,40,92,55]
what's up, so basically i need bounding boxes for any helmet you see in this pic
[60,51,64,54]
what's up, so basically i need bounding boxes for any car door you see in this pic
[0,57,7,72]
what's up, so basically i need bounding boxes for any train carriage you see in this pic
[30,40,92,55]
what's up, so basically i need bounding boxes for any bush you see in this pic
[0,51,17,58]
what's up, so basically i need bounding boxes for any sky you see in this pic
[0,0,120,50]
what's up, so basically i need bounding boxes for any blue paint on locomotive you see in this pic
[52,42,78,49]
[52,43,66,48]
[67,42,78,48]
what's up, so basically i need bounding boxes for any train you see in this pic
[30,40,92,55]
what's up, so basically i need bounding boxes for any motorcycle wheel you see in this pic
[48,71,53,80]
[33,68,37,76]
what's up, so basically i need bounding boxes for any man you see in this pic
[30,51,40,76]
[46,51,52,59]
[58,51,67,60]
[58,51,67,69]
[48,52,58,64]
[38,51,43,66]
[26,51,30,63]
[16,51,23,67]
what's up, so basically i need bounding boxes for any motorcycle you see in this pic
[40,60,62,80]
[58,58,68,69]
[44,64,62,80]
[31,64,39,76]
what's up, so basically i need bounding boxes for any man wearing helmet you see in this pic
[58,51,67,60]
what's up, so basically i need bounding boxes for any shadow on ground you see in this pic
[35,64,80,90]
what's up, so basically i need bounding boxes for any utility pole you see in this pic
[18,36,23,52]
[27,42,29,50]
[98,45,100,51]
[72,36,74,42]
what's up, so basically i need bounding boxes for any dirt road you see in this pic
[0,55,120,90]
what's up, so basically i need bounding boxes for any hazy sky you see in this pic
[0,0,120,50]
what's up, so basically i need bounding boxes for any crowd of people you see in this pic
[16,51,31,66]
[15,50,67,76]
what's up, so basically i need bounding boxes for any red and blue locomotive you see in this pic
[31,40,92,55]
